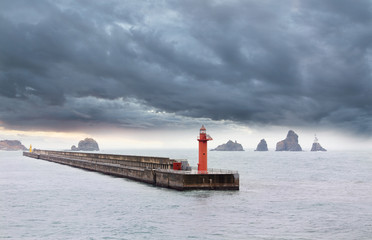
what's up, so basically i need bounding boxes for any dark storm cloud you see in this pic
[0,0,371,133]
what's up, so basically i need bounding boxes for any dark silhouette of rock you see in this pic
[311,135,327,151]
[211,140,244,151]
[276,130,302,151]
[0,140,27,151]
[255,139,268,151]
[311,143,327,151]
[71,138,99,151]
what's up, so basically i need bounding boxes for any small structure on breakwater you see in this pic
[23,126,239,191]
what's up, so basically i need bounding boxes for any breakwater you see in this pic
[23,150,239,190]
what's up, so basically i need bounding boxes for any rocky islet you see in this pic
[0,140,27,151]
[255,139,268,151]
[211,140,244,151]
[71,138,99,151]
[276,130,302,151]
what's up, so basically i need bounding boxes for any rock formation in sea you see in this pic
[71,138,99,151]
[255,139,268,151]
[211,140,244,151]
[311,135,327,151]
[0,140,27,151]
[276,130,302,151]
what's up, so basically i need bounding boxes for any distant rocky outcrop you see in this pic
[311,143,327,151]
[276,130,302,151]
[255,139,268,151]
[0,140,27,151]
[71,138,99,151]
[311,136,327,151]
[71,145,79,151]
[211,140,244,151]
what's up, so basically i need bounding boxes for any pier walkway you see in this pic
[23,150,239,190]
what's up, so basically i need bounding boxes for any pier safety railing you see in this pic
[159,166,238,175]
[31,150,176,170]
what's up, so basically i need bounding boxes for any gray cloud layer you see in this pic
[0,0,371,133]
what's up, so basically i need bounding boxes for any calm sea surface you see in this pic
[1,149,372,240]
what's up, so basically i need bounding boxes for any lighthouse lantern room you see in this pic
[197,125,213,172]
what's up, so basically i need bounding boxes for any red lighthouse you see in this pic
[197,125,213,172]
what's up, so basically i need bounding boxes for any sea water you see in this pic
[1,149,372,240]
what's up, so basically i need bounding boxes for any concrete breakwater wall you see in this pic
[23,150,239,190]
[30,150,175,170]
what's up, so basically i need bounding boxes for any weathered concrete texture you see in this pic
[154,170,239,190]
[23,151,156,184]
[32,150,175,169]
[23,150,239,191]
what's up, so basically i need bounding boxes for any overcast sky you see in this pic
[0,0,371,150]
